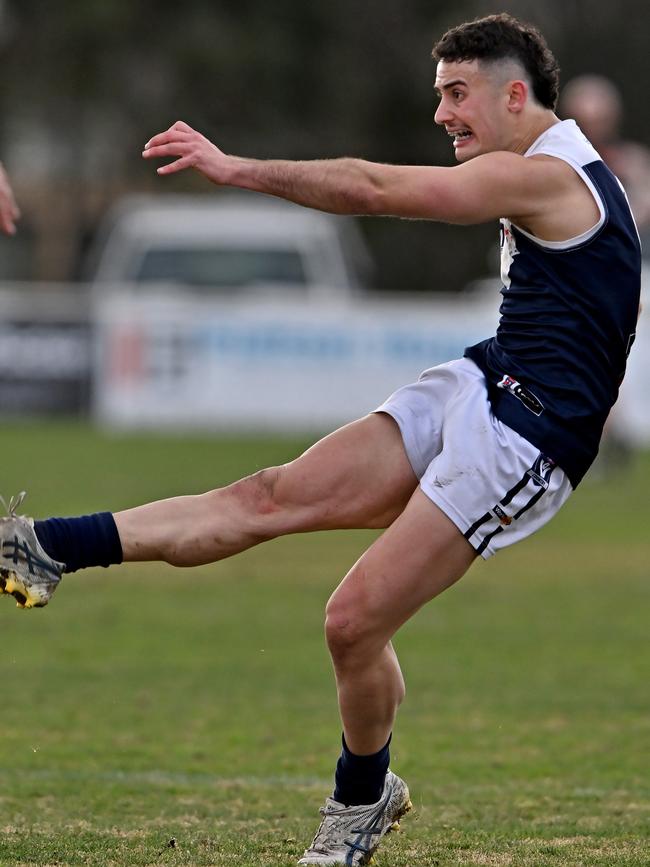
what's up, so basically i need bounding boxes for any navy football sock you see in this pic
[333,733,391,806]
[34,513,123,574]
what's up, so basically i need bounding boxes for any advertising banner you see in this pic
[93,294,499,431]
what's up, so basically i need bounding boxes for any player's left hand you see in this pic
[0,162,20,236]
[142,120,234,185]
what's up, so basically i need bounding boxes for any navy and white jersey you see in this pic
[464,119,642,488]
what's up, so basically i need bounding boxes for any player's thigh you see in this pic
[325,488,476,653]
[272,412,418,531]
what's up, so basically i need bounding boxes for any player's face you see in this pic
[434,59,515,161]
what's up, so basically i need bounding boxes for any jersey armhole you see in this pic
[512,151,607,251]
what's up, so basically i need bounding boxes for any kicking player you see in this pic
[0,13,641,866]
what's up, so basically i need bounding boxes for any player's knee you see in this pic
[325,609,364,662]
[325,596,379,663]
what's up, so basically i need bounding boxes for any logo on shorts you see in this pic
[526,453,556,488]
[497,374,544,417]
[492,504,512,526]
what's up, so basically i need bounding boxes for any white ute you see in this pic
[89,192,495,432]
[88,192,372,300]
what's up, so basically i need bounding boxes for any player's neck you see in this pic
[510,110,560,156]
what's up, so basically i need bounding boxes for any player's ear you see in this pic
[507,80,528,113]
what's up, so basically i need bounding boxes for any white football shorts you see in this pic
[375,357,573,558]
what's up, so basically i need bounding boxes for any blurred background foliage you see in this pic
[0,0,648,290]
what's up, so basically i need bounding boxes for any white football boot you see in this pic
[0,493,65,608]
[298,770,411,865]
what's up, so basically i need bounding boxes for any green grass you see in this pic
[0,421,648,866]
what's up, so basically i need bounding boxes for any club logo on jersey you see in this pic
[497,374,544,416]
[526,453,557,489]
[500,219,519,289]
[491,504,512,525]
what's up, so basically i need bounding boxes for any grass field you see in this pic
[0,421,648,866]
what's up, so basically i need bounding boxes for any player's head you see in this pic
[432,13,560,161]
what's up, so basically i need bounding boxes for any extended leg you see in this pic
[114,413,418,566]
[1,414,417,607]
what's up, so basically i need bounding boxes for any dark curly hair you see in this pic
[432,13,560,110]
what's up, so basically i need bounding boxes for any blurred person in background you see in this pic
[0,161,19,236]
[561,74,650,248]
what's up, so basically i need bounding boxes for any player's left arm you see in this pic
[142,121,563,226]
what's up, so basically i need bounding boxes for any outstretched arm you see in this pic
[143,120,404,216]
[142,120,572,228]
[0,162,20,236]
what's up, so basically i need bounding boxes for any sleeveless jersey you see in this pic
[464,119,642,488]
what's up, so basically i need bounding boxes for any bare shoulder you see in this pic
[456,150,577,199]
[455,150,601,240]
[476,151,580,194]
[391,151,599,230]
[516,153,602,241]
[446,151,591,230]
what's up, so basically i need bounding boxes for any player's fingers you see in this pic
[148,121,195,145]
[5,202,20,221]
[143,130,192,151]
[142,142,190,160]
[0,210,17,236]
[156,156,194,175]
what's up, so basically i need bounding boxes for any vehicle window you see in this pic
[133,247,308,290]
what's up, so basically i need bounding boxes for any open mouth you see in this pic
[448,129,473,147]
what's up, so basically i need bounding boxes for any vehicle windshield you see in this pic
[133,247,308,290]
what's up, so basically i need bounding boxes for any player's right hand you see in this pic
[142,120,234,186]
